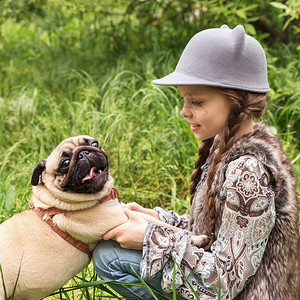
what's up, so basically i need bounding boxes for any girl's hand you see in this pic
[124,202,160,220]
[103,208,149,250]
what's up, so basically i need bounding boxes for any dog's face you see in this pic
[31,136,114,202]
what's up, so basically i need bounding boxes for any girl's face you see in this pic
[179,85,231,141]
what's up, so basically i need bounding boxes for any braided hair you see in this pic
[189,89,267,250]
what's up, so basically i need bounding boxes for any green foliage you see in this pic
[0,257,22,300]
[271,0,300,30]
[0,264,8,299]
[0,0,299,298]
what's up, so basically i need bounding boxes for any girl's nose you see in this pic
[180,103,192,118]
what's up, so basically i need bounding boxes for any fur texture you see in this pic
[189,123,299,299]
[0,136,129,300]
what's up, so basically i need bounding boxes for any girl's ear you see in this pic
[31,159,47,186]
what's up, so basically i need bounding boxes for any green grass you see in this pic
[0,1,299,299]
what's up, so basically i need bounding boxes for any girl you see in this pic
[93,25,299,299]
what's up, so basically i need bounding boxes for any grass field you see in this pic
[0,1,299,299]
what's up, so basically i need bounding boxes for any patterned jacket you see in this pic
[141,123,299,299]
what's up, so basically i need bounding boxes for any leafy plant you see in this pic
[271,1,300,30]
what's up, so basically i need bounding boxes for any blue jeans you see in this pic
[93,240,185,300]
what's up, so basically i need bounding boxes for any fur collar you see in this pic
[189,123,299,299]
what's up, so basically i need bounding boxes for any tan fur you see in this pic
[0,210,90,300]
[0,136,128,300]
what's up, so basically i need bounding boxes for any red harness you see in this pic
[29,188,121,257]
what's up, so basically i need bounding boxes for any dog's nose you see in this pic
[78,150,91,160]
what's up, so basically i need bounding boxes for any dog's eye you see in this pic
[91,141,100,148]
[61,159,70,169]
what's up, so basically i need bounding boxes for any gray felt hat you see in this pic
[152,25,270,93]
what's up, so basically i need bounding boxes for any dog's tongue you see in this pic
[82,167,97,183]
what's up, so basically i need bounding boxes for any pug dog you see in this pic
[0,136,129,300]
[0,135,208,300]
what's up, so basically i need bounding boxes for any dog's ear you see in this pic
[31,159,47,186]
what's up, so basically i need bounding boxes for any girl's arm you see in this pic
[141,156,276,299]
[124,201,191,230]
[153,207,190,229]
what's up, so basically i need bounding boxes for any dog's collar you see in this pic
[100,187,121,204]
[28,188,121,257]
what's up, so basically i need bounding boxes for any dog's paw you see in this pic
[192,235,210,247]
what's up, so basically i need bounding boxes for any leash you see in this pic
[29,188,121,257]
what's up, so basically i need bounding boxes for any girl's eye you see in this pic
[192,101,203,106]
[91,141,100,148]
[61,159,70,169]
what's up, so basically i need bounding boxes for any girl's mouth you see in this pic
[190,124,200,132]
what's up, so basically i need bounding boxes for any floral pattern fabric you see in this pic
[141,156,276,299]
[153,207,190,229]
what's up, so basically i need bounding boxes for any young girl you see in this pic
[93,25,299,299]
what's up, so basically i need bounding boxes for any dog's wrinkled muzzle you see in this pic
[60,146,109,193]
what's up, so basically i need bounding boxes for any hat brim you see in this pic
[152,70,216,86]
[152,70,270,93]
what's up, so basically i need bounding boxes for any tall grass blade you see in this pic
[174,262,200,300]
[0,256,23,300]
[47,280,139,298]
[172,258,177,300]
[217,268,227,299]
[175,261,227,300]
[130,265,159,300]
[0,264,8,300]
[11,255,23,299]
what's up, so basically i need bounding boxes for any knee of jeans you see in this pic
[92,240,119,277]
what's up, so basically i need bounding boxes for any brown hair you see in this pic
[189,89,267,250]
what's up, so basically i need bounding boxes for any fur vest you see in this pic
[189,123,299,299]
